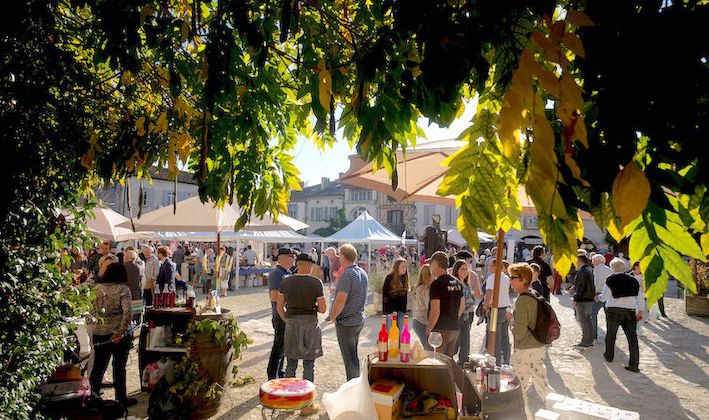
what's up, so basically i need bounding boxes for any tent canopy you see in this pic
[65,207,154,242]
[447,229,496,248]
[117,195,308,232]
[157,230,321,243]
[324,211,416,245]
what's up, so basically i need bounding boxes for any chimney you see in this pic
[338,172,345,180]
[321,177,330,190]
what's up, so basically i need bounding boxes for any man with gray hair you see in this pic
[591,253,613,342]
[330,243,368,381]
[142,245,159,306]
[600,258,644,372]
[123,250,144,301]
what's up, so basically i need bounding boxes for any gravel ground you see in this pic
[117,285,708,419]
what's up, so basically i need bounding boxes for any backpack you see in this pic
[521,290,561,344]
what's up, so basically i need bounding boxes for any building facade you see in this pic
[95,168,199,217]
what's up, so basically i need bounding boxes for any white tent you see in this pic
[324,211,416,269]
[325,211,414,245]
[64,207,154,242]
[447,229,496,248]
[156,230,318,243]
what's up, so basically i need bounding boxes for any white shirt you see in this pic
[243,249,258,265]
[599,274,644,313]
[486,273,511,308]
[593,264,613,295]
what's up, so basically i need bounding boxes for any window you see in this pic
[288,203,298,219]
[523,215,538,229]
[142,188,155,208]
[350,190,372,201]
[424,205,435,225]
[445,206,455,225]
[387,210,403,226]
[162,190,175,207]
[329,206,339,220]
[176,191,193,202]
[351,206,367,219]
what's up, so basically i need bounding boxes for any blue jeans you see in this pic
[335,324,364,381]
[484,308,511,365]
[575,301,594,346]
[385,311,405,333]
[267,314,286,380]
[412,319,429,349]
[456,315,473,366]
[286,358,315,382]
[591,299,605,340]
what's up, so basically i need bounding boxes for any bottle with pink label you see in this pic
[400,315,411,362]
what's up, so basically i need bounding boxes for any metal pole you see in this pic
[368,241,372,272]
[235,238,240,290]
[487,229,506,358]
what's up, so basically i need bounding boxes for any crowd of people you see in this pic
[265,240,661,412]
[65,234,659,413]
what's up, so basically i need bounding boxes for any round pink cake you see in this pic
[259,378,315,410]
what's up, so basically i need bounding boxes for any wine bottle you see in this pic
[400,315,411,362]
[378,315,388,361]
[388,313,399,358]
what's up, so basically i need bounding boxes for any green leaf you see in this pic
[653,220,706,262]
[628,222,652,262]
[656,244,697,296]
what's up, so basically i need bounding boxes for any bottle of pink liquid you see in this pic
[400,315,411,362]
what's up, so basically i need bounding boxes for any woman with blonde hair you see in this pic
[411,264,432,345]
[383,257,410,331]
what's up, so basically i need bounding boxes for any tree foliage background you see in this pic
[1,0,708,416]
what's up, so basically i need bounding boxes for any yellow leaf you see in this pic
[561,32,585,58]
[564,153,589,186]
[607,215,626,241]
[554,254,574,278]
[612,161,651,227]
[566,10,595,27]
[318,66,332,112]
[140,5,153,24]
[156,111,168,133]
[135,116,146,136]
[531,32,570,69]
[181,20,190,43]
[121,70,132,86]
[411,66,421,78]
[701,232,709,257]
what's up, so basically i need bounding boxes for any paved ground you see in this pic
[120,285,709,419]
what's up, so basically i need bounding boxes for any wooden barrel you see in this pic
[186,310,235,419]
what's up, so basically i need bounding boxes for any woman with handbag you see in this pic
[88,262,136,408]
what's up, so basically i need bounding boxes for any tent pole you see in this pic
[487,229,506,359]
[235,239,240,290]
[368,241,371,272]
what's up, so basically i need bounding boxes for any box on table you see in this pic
[535,409,561,419]
[546,393,566,411]
[611,410,640,420]
[370,378,405,420]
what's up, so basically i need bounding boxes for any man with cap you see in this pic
[276,253,326,414]
[267,247,296,380]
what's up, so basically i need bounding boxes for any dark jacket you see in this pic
[123,260,144,300]
[156,258,176,291]
[573,265,595,302]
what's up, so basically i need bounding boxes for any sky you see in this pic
[292,101,477,186]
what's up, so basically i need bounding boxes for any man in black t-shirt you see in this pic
[426,251,464,357]
[276,253,326,389]
[527,246,553,302]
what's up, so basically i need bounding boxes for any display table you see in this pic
[238,267,272,287]
[138,307,194,392]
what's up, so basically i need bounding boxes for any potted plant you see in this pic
[170,313,252,419]
[686,258,709,317]
[368,267,388,313]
